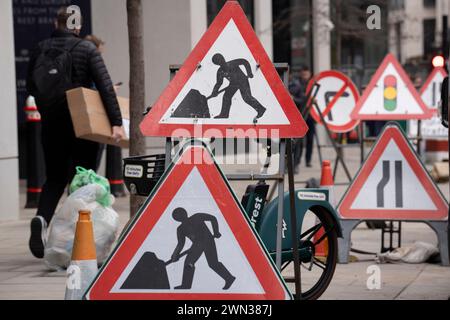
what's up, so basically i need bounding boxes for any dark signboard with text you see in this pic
[13,0,91,123]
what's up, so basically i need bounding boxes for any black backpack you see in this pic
[31,38,82,108]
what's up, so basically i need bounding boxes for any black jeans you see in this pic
[294,118,316,167]
[36,108,100,224]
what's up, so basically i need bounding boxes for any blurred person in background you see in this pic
[26,7,125,259]
[289,65,315,172]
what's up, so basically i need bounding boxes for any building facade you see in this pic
[389,0,450,64]
[2,0,448,221]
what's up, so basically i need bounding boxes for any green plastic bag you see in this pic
[69,167,112,207]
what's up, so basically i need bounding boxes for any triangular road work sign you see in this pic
[338,122,448,221]
[420,67,448,109]
[140,1,307,138]
[84,142,292,300]
[351,54,432,120]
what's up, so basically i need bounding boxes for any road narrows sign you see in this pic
[307,70,360,133]
[420,67,448,109]
[338,122,448,221]
[351,54,432,120]
[84,143,292,300]
[140,1,307,138]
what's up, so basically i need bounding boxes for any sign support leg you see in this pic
[428,221,450,266]
[165,137,172,169]
[275,140,286,270]
[314,131,323,165]
[332,133,344,180]
[337,220,360,263]
[360,121,365,164]
[286,138,302,299]
[314,103,352,182]
[417,119,422,155]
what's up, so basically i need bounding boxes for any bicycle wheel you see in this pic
[281,206,338,300]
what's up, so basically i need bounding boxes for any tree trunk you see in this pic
[127,0,146,217]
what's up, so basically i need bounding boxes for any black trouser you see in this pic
[180,240,234,288]
[294,118,316,167]
[219,81,265,117]
[36,108,100,224]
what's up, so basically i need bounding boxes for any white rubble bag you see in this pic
[376,241,439,264]
[44,184,120,270]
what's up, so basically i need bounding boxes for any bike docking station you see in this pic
[337,53,449,265]
[84,1,343,301]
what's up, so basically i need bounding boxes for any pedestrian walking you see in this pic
[289,65,315,171]
[26,7,125,258]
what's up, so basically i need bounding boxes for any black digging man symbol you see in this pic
[120,208,236,291]
[171,207,236,290]
[171,53,266,120]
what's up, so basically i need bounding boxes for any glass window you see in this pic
[207,0,254,26]
[423,0,436,8]
[389,0,405,10]
[272,0,313,71]
[423,18,436,56]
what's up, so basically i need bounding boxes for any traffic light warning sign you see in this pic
[351,54,432,120]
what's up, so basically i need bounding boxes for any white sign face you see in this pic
[352,54,431,120]
[350,140,436,211]
[338,123,448,221]
[160,20,289,126]
[112,167,264,294]
[140,0,307,139]
[359,64,424,116]
[85,144,291,300]
[309,71,360,133]
[409,68,449,138]
[421,68,447,110]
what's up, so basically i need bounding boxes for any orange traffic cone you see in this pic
[320,160,335,206]
[65,210,98,300]
[314,161,334,257]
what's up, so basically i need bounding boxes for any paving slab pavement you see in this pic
[0,145,449,300]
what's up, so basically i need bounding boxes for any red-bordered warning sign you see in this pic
[84,143,292,300]
[338,122,448,221]
[351,54,432,120]
[307,70,360,133]
[420,67,448,109]
[140,1,307,138]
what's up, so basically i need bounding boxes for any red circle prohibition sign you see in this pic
[306,70,360,133]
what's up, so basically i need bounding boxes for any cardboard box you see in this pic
[67,87,130,148]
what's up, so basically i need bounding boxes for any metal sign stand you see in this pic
[293,82,353,186]
[339,120,449,266]
[357,116,424,253]
[164,63,303,299]
[339,219,449,265]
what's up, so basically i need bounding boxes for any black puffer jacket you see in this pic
[27,29,122,127]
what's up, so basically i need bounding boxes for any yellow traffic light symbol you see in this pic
[384,75,397,111]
